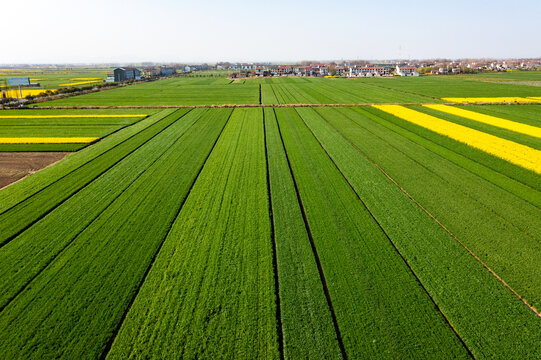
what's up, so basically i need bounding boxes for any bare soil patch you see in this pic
[0,152,68,189]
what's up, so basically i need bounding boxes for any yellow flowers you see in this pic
[423,104,541,139]
[0,115,146,119]
[442,97,541,104]
[70,78,101,81]
[0,137,98,144]
[0,89,53,98]
[373,105,541,174]
[59,80,101,86]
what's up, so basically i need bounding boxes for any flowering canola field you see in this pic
[1,89,53,98]
[58,80,102,87]
[0,114,147,119]
[373,104,541,174]
[423,104,541,139]
[442,97,541,104]
[0,137,98,144]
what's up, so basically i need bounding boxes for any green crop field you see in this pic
[0,109,156,151]
[0,68,112,90]
[1,74,540,359]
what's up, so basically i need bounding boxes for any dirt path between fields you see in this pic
[0,152,68,189]
[22,101,541,109]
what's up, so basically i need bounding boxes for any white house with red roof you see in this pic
[395,65,419,76]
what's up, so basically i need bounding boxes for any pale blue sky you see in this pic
[3,0,540,63]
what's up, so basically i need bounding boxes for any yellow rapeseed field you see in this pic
[59,80,102,86]
[0,115,146,119]
[1,89,53,98]
[373,105,541,174]
[423,104,541,139]
[0,137,98,144]
[70,78,101,81]
[527,97,541,101]
[442,97,541,104]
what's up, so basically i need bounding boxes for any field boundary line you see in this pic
[337,107,541,243]
[0,110,198,313]
[296,108,475,357]
[0,111,199,313]
[21,101,541,110]
[262,109,285,360]
[0,110,185,248]
[0,112,163,216]
[273,108,348,360]
[317,110,541,319]
[359,107,541,209]
[98,108,233,360]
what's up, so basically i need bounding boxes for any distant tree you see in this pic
[329,65,337,76]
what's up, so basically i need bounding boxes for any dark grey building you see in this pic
[159,68,176,76]
[114,68,142,82]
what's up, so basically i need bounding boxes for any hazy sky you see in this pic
[2,0,540,64]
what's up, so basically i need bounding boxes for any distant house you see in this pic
[277,66,293,76]
[319,66,329,76]
[334,66,346,77]
[114,68,142,82]
[160,68,177,76]
[142,68,160,77]
[349,65,388,77]
[105,74,115,82]
[395,65,419,76]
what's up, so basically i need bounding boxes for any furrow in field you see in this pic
[296,106,541,357]
[274,107,470,359]
[423,104,541,139]
[0,109,232,359]
[106,108,279,359]
[415,105,541,152]
[373,105,541,174]
[361,106,541,208]
[323,107,541,308]
[263,109,285,360]
[266,108,344,359]
[0,109,186,247]
[345,106,541,245]
[0,109,201,311]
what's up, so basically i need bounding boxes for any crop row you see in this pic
[273,108,469,358]
[296,106,541,357]
[0,109,175,213]
[0,109,187,246]
[1,105,540,359]
[0,108,232,358]
[318,107,541,309]
[106,108,278,359]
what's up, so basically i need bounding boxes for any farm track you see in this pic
[316,109,541,318]
[26,101,541,109]
[261,110,285,360]
[294,107,474,357]
[273,108,347,359]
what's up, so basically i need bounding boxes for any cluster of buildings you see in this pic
[106,58,541,82]
[106,64,212,83]
[106,66,180,83]
[229,64,419,78]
